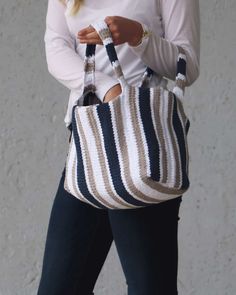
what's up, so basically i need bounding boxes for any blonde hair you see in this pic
[59,0,84,16]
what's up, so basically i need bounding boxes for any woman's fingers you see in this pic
[79,38,103,44]
[77,29,103,44]
[77,25,94,37]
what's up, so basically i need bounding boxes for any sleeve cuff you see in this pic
[94,71,119,102]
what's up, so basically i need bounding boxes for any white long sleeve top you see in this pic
[44,0,200,128]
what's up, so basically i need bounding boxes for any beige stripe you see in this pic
[84,61,95,73]
[99,28,112,40]
[84,84,96,93]
[175,78,186,90]
[86,108,134,208]
[75,111,116,209]
[113,65,123,79]
[167,92,181,188]
[152,87,168,183]
[130,87,187,195]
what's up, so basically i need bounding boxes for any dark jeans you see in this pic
[37,166,182,295]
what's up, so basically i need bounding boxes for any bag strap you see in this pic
[82,20,187,100]
[83,20,126,97]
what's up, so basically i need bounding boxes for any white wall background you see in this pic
[0,0,235,294]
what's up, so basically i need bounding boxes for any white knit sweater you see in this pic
[44,0,200,128]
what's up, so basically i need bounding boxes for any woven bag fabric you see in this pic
[64,20,190,209]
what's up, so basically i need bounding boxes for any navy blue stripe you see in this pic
[186,119,190,135]
[96,103,149,207]
[72,105,108,209]
[105,43,118,64]
[176,57,186,76]
[172,95,189,190]
[83,91,101,106]
[138,87,161,181]
[86,44,96,57]
[146,67,154,77]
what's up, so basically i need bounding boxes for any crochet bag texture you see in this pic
[64,20,190,209]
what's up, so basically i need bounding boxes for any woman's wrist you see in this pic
[127,21,144,47]
[128,22,152,47]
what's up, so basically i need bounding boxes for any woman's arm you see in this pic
[44,0,119,101]
[129,0,200,86]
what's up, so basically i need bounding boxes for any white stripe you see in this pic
[178,53,187,61]
[173,86,184,101]
[64,135,76,195]
[176,73,186,81]
[111,60,127,90]
[64,137,81,199]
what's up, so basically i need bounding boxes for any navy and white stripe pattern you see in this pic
[64,20,190,209]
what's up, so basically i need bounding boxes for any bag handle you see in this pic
[173,45,187,100]
[82,20,187,101]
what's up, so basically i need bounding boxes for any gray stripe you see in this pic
[167,92,181,188]
[175,78,186,91]
[84,60,95,73]
[152,87,168,183]
[99,28,112,41]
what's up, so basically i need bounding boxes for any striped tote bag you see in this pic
[64,20,190,210]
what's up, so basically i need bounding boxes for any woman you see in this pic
[37,0,200,294]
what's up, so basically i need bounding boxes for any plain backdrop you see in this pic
[0,0,235,294]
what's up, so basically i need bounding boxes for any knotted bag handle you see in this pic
[82,20,187,103]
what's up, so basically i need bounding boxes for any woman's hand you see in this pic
[77,16,143,47]
[103,84,122,103]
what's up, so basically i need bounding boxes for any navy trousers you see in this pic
[37,166,182,295]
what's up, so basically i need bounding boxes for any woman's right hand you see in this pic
[103,84,122,103]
